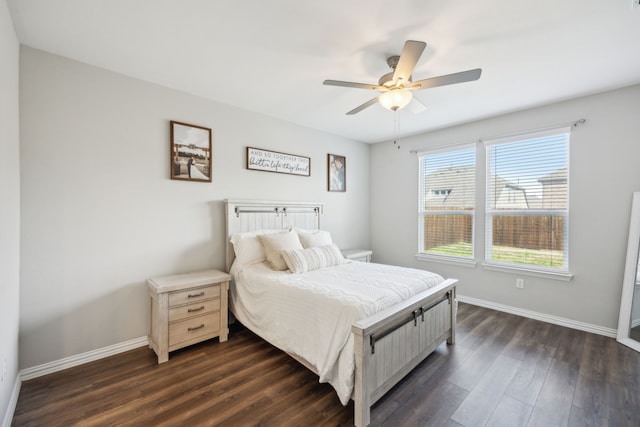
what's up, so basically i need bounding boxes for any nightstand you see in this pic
[341,249,373,262]
[147,269,231,363]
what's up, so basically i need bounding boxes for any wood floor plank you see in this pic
[449,310,525,392]
[552,324,586,366]
[446,341,501,391]
[573,374,611,421]
[568,404,609,427]
[380,380,468,427]
[485,395,533,427]
[501,317,552,362]
[526,358,578,427]
[453,304,490,342]
[605,376,640,427]
[504,343,555,405]
[450,354,521,426]
[11,303,640,427]
[456,309,502,350]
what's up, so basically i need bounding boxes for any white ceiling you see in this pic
[7,0,640,143]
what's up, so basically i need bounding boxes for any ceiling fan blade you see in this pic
[323,80,380,90]
[392,40,427,84]
[346,98,378,115]
[408,97,427,114]
[411,68,482,91]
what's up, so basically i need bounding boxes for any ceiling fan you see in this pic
[323,40,482,115]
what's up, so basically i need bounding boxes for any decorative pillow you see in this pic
[297,229,333,248]
[281,244,345,274]
[258,229,304,271]
[230,229,281,269]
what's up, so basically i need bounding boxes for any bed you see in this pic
[224,199,458,426]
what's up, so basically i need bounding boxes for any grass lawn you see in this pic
[426,242,563,268]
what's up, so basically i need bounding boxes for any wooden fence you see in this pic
[424,214,472,250]
[423,213,564,251]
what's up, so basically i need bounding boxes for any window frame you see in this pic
[417,144,477,266]
[414,126,574,281]
[482,128,571,278]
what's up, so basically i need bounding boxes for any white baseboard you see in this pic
[457,295,617,338]
[20,336,148,381]
[2,376,21,427]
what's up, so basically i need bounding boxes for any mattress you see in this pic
[229,260,444,404]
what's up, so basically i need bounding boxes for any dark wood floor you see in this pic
[12,303,640,426]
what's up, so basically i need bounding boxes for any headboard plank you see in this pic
[224,199,324,272]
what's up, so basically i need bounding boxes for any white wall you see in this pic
[371,84,640,331]
[633,282,640,326]
[19,47,370,369]
[0,0,20,421]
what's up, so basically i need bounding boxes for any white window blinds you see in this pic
[418,145,475,259]
[485,128,570,271]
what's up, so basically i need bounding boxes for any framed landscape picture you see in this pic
[170,121,212,182]
[328,153,346,192]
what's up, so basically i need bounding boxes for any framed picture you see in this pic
[246,147,310,176]
[170,121,212,182]
[328,153,346,192]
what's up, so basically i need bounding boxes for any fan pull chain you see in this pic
[393,110,401,149]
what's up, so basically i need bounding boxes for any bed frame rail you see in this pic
[352,278,457,427]
[368,292,451,355]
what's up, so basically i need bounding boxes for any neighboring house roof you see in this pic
[538,167,567,184]
[423,165,546,209]
[424,166,475,208]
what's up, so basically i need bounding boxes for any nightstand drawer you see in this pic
[169,299,221,322]
[341,249,372,262]
[169,284,220,307]
[169,313,220,348]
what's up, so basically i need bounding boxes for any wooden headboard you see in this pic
[224,199,324,272]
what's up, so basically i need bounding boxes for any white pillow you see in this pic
[281,244,345,274]
[230,229,281,269]
[297,229,333,248]
[258,229,304,271]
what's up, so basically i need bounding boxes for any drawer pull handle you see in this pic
[187,292,205,298]
[188,324,205,332]
[188,306,205,313]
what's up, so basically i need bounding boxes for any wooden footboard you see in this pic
[351,278,458,427]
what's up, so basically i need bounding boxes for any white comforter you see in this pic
[229,260,444,404]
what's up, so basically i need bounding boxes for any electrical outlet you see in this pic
[516,278,524,289]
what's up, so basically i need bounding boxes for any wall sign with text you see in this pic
[246,147,310,176]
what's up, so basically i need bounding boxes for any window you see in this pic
[416,124,574,278]
[418,146,475,260]
[485,129,570,272]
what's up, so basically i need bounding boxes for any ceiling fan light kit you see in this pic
[323,40,482,115]
[378,89,413,111]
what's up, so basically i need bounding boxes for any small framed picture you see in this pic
[170,121,212,182]
[327,154,346,192]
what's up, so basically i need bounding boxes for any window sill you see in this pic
[481,263,573,281]
[415,253,477,268]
